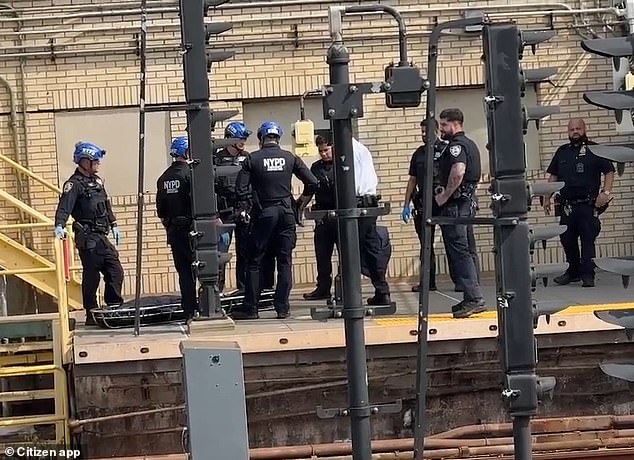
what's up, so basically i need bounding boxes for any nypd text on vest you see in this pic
[264,158,286,172]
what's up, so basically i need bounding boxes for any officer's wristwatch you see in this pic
[601,190,610,196]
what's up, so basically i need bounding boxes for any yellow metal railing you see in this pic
[0,151,61,194]
[0,151,74,445]
[0,150,80,278]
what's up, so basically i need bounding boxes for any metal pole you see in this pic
[513,415,532,459]
[412,16,484,460]
[326,20,372,460]
[133,0,148,336]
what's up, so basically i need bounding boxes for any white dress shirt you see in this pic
[352,138,378,196]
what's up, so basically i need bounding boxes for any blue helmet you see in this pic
[224,122,252,140]
[170,136,189,157]
[73,141,106,164]
[257,121,283,140]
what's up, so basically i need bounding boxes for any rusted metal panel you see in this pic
[72,338,634,458]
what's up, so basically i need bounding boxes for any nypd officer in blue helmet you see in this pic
[214,121,251,292]
[157,136,230,320]
[54,141,124,326]
[215,122,278,294]
[231,121,318,320]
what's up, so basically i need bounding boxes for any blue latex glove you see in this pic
[54,225,66,239]
[401,206,412,224]
[220,232,230,247]
[112,227,121,245]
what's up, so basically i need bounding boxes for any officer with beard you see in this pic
[435,108,485,318]
[402,118,447,292]
[214,121,276,293]
[543,118,614,287]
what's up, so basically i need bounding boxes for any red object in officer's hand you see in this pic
[62,237,71,282]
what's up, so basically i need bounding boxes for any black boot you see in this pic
[367,294,391,306]
[229,309,259,320]
[452,299,486,318]
[85,309,96,326]
[553,271,581,285]
[303,288,331,300]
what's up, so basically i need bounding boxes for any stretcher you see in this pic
[90,289,275,329]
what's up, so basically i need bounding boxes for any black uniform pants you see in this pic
[559,202,601,278]
[414,212,437,288]
[77,234,124,311]
[219,220,276,292]
[439,198,483,302]
[314,219,339,292]
[358,215,390,296]
[243,205,296,314]
[414,208,479,289]
[166,225,197,317]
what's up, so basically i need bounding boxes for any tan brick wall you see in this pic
[0,0,632,299]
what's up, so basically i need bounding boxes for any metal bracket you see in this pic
[429,216,521,226]
[304,203,391,221]
[322,82,384,120]
[484,95,504,104]
[316,399,402,419]
[310,265,397,321]
[145,101,206,112]
[310,302,396,321]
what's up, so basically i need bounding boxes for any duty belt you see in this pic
[357,195,380,208]
[74,221,109,236]
[561,197,591,206]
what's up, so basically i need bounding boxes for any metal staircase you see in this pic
[0,152,77,447]
[0,152,83,311]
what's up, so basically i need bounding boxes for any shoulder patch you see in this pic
[450,145,462,157]
[63,181,73,193]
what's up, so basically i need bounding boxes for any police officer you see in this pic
[435,108,485,318]
[544,118,615,287]
[231,121,318,320]
[304,135,392,306]
[298,134,338,300]
[214,121,251,292]
[54,141,124,326]
[215,122,277,293]
[402,118,447,292]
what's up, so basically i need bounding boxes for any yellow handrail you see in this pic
[0,222,51,230]
[0,267,55,276]
[53,238,71,364]
[0,189,52,223]
[0,151,61,195]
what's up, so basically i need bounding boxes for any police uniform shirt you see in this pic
[55,169,116,232]
[156,162,191,220]
[438,131,481,187]
[214,148,249,213]
[353,138,378,196]
[408,140,447,192]
[308,159,335,210]
[214,148,248,166]
[236,144,318,207]
[546,142,615,201]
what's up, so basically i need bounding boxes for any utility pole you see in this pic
[482,23,561,459]
[306,5,426,459]
[178,0,238,320]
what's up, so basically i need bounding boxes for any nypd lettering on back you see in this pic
[263,157,286,172]
[163,179,181,194]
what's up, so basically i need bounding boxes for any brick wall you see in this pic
[0,0,632,298]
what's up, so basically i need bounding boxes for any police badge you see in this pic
[63,182,73,193]
[450,145,461,157]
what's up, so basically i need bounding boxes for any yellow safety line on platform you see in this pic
[374,302,634,327]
